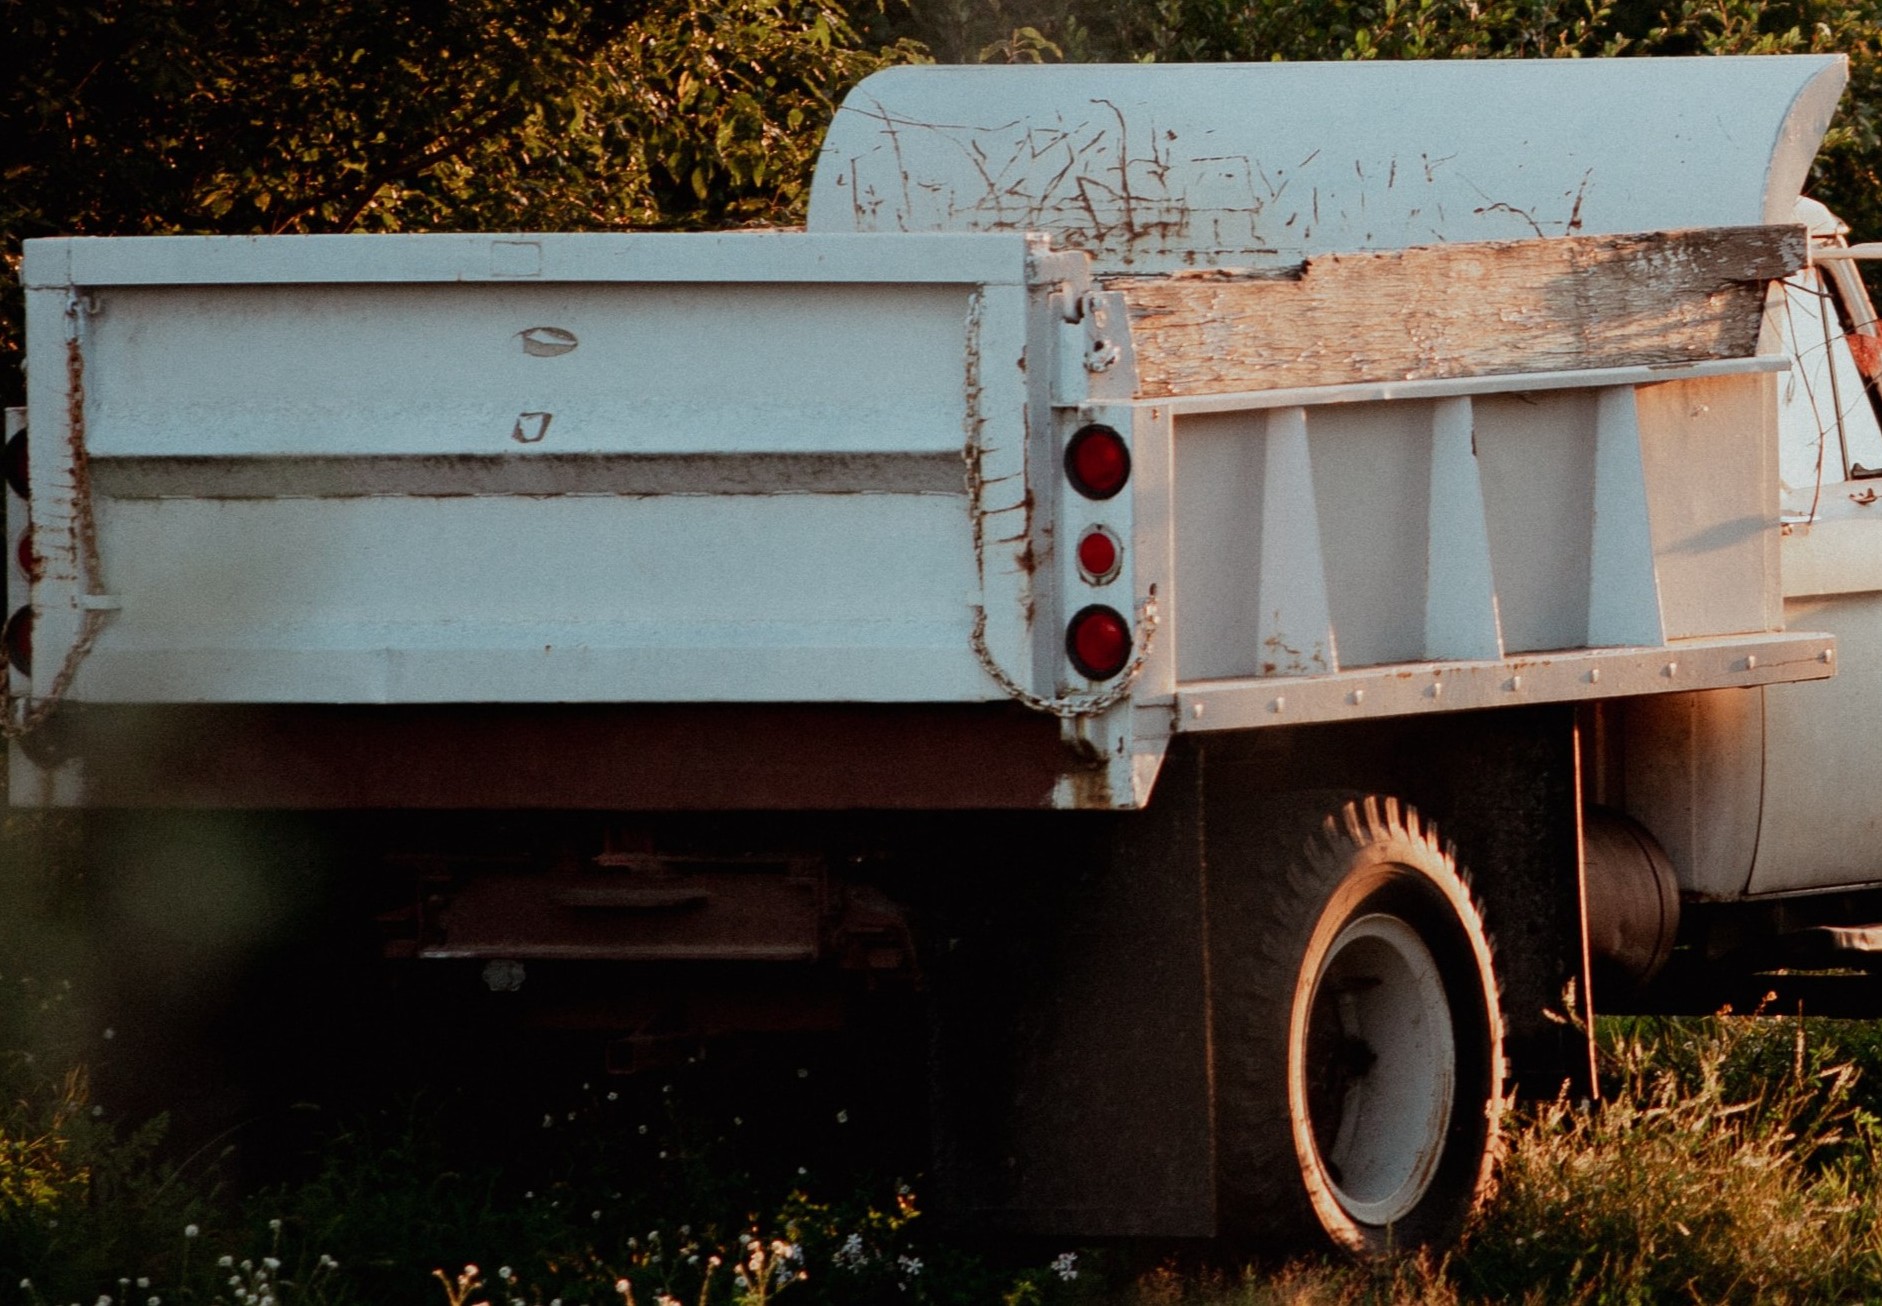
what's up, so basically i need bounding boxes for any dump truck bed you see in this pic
[10,57,1852,810]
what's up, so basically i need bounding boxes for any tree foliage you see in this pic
[0,0,922,404]
[12,0,1882,410]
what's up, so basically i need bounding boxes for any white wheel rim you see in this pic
[1304,912,1456,1226]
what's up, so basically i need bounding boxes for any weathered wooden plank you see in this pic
[1108,226,1807,399]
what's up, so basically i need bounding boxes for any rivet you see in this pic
[1662,661,1678,678]
[1744,654,1758,672]
[1190,702,1205,720]
[1270,695,1286,713]
[1349,689,1365,706]
[1426,682,1443,699]
[1507,675,1522,692]
[1587,668,1601,684]
[1822,648,1836,663]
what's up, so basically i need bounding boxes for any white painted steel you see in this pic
[1743,200,1882,893]
[1587,388,1667,649]
[1621,689,1767,901]
[1306,914,1454,1227]
[1754,594,1882,893]
[22,231,1040,288]
[1423,398,1501,662]
[1158,360,1793,703]
[1256,408,1337,677]
[1147,357,1790,416]
[1176,632,1831,733]
[20,233,1048,707]
[813,57,1845,272]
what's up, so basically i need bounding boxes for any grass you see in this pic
[8,806,1882,1304]
[12,983,1882,1306]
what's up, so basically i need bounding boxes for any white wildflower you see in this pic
[1052,1251,1079,1282]
[184,1224,199,1238]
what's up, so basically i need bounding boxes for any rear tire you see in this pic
[1215,794,1504,1254]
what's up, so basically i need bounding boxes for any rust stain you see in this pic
[1058,757,1114,808]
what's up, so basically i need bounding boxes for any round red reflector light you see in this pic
[4,430,27,501]
[1077,527,1120,582]
[1065,425,1130,500]
[1067,604,1131,680]
[4,606,32,678]
[13,533,35,583]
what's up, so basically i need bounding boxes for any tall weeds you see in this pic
[1457,1013,1882,1302]
[12,982,1882,1304]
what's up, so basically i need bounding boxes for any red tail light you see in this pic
[1065,424,1130,500]
[1067,604,1131,679]
[4,606,32,678]
[1076,526,1121,583]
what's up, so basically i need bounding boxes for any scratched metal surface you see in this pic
[809,57,1845,272]
[19,234,1044,706]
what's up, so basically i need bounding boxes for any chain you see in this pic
[2,293,111,737]
[969,588,1159,719]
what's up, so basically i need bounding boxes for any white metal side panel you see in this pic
[1752,595,1882,893]
[1473,391,1598,653]
[811,57,1845,271]
[76,495,984,702]
[82,282,971,459]
[21,232,1043,705]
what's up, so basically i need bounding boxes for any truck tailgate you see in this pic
[20,233,1040,704]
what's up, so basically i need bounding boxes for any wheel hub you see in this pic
[1304,912,1457,1226]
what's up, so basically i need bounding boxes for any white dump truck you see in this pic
[10,54,1881,1251]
